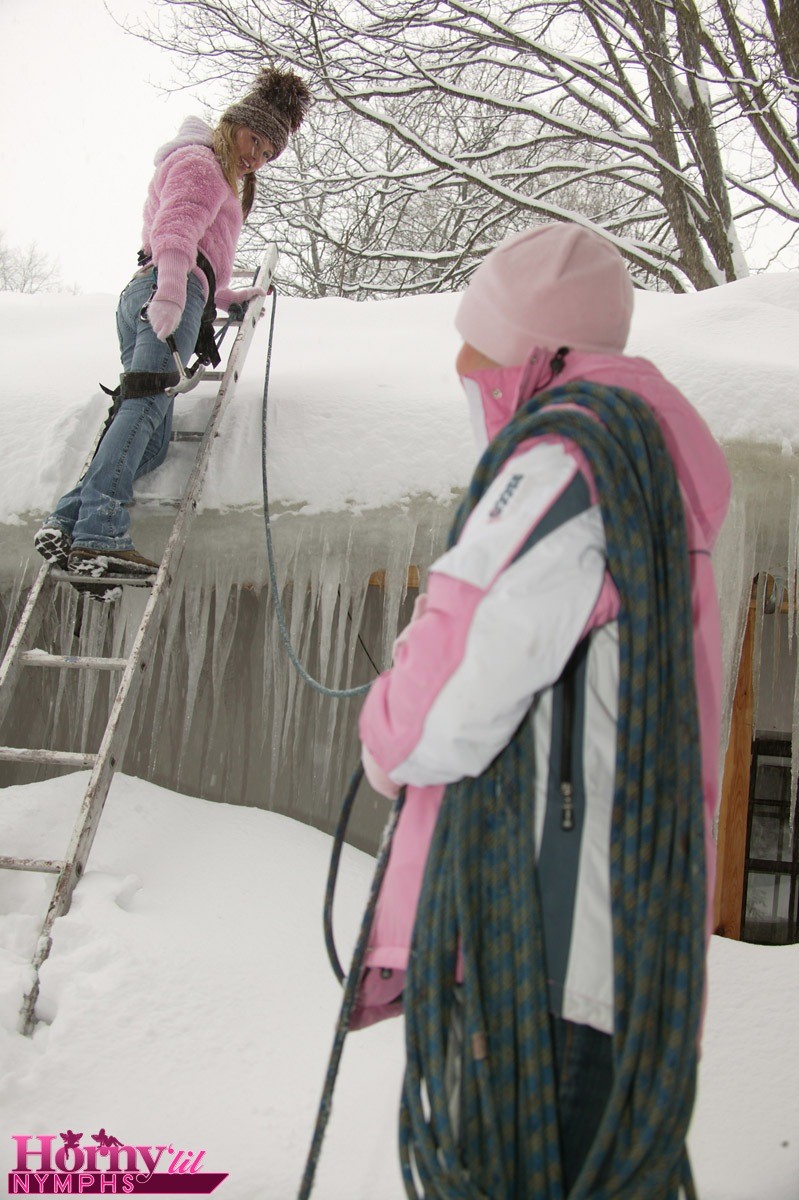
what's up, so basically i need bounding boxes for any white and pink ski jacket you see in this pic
[355,347,731,1033]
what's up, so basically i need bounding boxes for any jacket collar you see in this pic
[459,348,560,450]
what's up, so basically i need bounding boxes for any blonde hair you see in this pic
[212,119,257,220]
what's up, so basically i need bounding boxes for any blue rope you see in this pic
[297,774,407,1200]
[400,382,704,1199]
[260,288,372,699]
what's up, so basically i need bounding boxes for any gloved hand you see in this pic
[215,285,268,312]
[146,297,183,342]
[362,744,401,800]
[392,592,429,664]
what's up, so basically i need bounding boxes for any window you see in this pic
[741,738,799,944]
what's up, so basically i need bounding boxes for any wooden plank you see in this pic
[368,566,421,589]
[714,597,755,938]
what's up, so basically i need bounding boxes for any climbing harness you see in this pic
[93,252,247,461]
[138,247,223,374]
[299,382,706,1200]
[259,287,374,700]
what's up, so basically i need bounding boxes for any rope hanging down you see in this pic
[401,382,706,1200]
[259,289,372,699]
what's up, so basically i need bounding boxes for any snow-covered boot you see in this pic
[68,547,159,578]
[34,525,71,570]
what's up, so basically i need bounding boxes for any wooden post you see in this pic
[714,598,755,938]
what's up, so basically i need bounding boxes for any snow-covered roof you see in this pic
[1,273,797,525]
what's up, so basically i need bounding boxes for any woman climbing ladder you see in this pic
[35,67,310,596]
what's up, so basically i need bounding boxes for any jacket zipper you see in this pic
[560,661,576,832]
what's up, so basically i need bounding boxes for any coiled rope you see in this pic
[400,382,706,1199]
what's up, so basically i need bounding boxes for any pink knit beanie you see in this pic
[455,223,634,365]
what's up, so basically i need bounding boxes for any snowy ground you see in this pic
[0,774,797,1200]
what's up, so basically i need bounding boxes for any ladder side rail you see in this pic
[64,249,277,877]
[0,566,53,728]
[16,247,279,1033]
[3,249,272,726]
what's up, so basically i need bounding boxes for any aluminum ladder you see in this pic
[0,245,278,1035]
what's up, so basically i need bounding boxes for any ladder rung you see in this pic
[0,856,65,875]
[21,651,128,671]
[50,568,156,588]
[0,747,97,768]
[202,371,224,381]
[170,431,204,442]
[135,497,182,509]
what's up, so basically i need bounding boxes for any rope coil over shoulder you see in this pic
[401,381,706,1199]
[300,381,706,1200]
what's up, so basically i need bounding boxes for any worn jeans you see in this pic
[549,1013,615,1194]
[445,989,614,1195]
[46,270,205,550]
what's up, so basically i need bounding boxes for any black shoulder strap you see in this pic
[192,250,220,368]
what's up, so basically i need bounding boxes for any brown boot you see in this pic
[68,547,159,578]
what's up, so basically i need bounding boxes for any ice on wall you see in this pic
[1,274,799,846]
[0,500,455,849]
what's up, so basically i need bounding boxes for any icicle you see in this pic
[0,563,29,658]
[751,573,767,740]
[1,499,456,851]
[175,569,212,790]
[144,570,187,781]
[787,471,799,651]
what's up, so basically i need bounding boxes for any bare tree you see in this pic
[138,0,799,293]
[239,86,642,297]
[0,232,62,294]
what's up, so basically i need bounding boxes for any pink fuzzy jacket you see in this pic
[140,116,245,313]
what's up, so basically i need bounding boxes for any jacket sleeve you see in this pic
[148,149,227,308]
[359,437,613,788]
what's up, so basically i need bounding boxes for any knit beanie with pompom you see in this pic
[221,67,311,159]
[455,223,634,365]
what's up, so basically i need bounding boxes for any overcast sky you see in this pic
[0,0,212,293]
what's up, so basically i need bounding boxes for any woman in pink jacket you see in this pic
[34,68,310,592]
[356,224,731,1196]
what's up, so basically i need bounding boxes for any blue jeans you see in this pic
[46,270,205,550]
[445,992,614,1194]
[549,1014,614,1194]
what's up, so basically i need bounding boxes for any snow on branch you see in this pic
[143,0,799,295]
